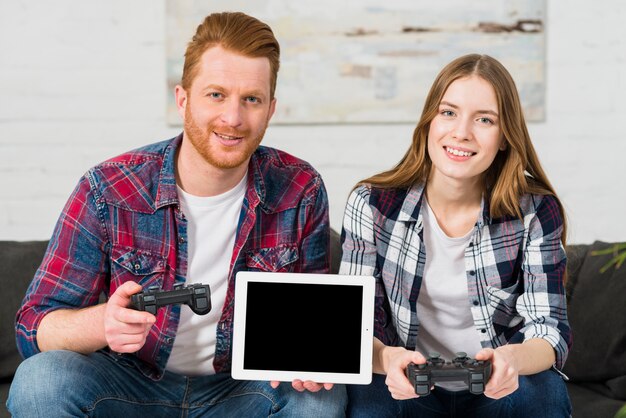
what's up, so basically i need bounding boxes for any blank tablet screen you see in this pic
[243,281,363,373]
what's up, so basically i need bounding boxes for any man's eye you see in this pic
[208,92,222,99]
[245,96,260,103]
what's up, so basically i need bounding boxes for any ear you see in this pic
[499,137,507,151]
[175,85,188,120]
[267,98,277,122]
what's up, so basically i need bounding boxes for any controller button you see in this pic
[471,373,483,381]
[416,384,429,394]
[196,298,209,310]
[471,383,484,393]
[415,375,429,383]
[144,295,156,303]
[195,287,207,295]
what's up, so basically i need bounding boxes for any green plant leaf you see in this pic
[591,243,626,273]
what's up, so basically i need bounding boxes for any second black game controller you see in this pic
[406,352,492,396]
[130,283,211,315]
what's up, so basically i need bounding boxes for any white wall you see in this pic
[1,1,625,243]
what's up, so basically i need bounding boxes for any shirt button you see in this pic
[480,329,487,333]
[469,270,476,276]
[473,300,479,306]
[165,337,173,344]
[179,237,185,243]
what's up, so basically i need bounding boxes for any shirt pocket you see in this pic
[111,245,167,289]
[245,245,299,272]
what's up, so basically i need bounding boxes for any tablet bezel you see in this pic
[232,271,375,385]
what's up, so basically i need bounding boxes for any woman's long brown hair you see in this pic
[359,54,567,245]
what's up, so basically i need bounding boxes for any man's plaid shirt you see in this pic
[15,135,330,379]
[339,183,571,369]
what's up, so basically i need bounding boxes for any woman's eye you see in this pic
[441,110,455,117]
[478,117,494,125]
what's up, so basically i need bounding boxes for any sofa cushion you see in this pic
[566,382,625,418]
[330,228,342,274]
[564,244,588,301]
[563,241,626,400]
[0,241,48,379]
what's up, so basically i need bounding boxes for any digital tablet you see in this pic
[232,271,375,385]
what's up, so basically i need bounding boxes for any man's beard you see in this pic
[184,105,267,170]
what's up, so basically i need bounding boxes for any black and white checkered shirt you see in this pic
[339,183,571,369]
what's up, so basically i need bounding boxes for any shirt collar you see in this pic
[154,133,182,209]
[155,134,266,212]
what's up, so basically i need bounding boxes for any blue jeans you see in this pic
[347,370,571,417]
[7,350,347,417]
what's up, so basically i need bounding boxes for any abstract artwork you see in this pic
[166,0,546,124]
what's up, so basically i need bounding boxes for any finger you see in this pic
[412,351,427,364]
[484,384,515,399]
[270,381,280,389]
[475,348,494,361]
[106,329,149,352]
[323,383,334,391]
[109,332,146,347]
[484,372,518,397]
[112,321,153,336]
[109,281,143,307]
[291,380,306,392]
[114,307,156,325]
[302,381,323,392]
[112,341,147,354]
[389,388,418,400]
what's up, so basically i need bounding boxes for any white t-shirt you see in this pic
[165,174,247,375]
[415,199,483,390]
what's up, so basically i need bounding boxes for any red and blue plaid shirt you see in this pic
[340,183,572,369]
[15,134,330,379]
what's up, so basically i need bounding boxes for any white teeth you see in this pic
[446,147,473,157]
[217,133,239,140]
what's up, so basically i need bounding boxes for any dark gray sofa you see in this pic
[1,241,49,418]
[2,236,625,417]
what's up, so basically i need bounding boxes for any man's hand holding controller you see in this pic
[104,281,212,353]
[104,282,156,353]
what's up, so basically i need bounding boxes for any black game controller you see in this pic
[130,283,211,316]
[406,352,492,396]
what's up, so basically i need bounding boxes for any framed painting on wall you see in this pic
[166,0,546,125]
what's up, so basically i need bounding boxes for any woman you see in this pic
[340,54,571,417]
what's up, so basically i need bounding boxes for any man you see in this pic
[8,12,345,417]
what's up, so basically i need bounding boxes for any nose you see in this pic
[452,117,472,141]
[220,99,243,127]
